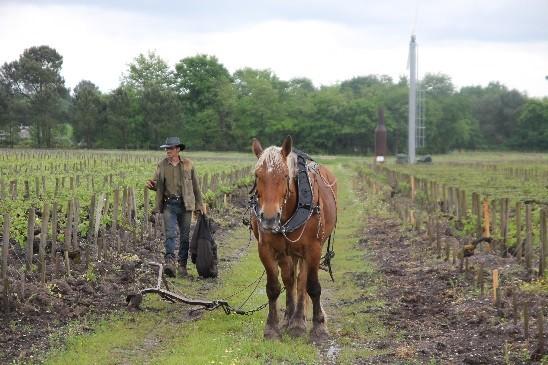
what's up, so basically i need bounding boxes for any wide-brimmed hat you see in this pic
[160,136,185,150]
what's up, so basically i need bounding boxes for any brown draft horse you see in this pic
[250,136,337,342]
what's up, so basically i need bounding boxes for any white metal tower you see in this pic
[408,34,417,164]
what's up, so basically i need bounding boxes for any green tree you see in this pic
[139,84,183,149]
[120,52,182,148]
[71,80,104,147]
[122,51,175,90]
[175,55,235,150]
[103,86,141,149]
[0,82,25,146]
[382,82,408,155]
[461,82,526,147]
[175,54,232,110]
[0,45,67,147]
[511,99,548,150]
[232,68,286,149]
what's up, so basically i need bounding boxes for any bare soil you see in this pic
[358,214,547,364]
[0,191,251,364]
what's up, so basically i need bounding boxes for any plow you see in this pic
[126,262,232,314]
[126,262,267,315]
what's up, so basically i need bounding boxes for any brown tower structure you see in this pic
[375,108,387,163]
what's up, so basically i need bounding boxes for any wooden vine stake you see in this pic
[492,269,499,306]
[410,176,416,202]
[93,193,106,247]
[113,189,120,251]
[512,290,518,325]
[482,198,490,239]
[39,203,50,284]
[490,199,497,238]
[2,213,9,311]
[435,216,441,258]
[87,194,96,243]
[51,202,59,271]
[500,198,509,253]
[524,302,529,339]
[539,208,546,279]
[516,202,522,263]
[72,198,80,251]
[64,200,72,277]
[475,193,482,236]
[143,187,149,239]
[25,208,35,272]
[525,204,532,275]
[478,263,484,296]
[536,299,544,360]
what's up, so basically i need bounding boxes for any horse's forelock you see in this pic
[255,146,297,178]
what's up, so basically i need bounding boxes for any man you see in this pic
[146,136,203,277]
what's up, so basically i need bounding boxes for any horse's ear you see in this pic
[252,138,263,159]
[281,135,292,159]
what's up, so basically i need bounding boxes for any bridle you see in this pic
[249,173,293,234]
[249,150,316,236]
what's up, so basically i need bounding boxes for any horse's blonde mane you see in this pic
[255,146,297,178]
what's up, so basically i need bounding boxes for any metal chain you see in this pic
[223,268,265,301]
[165,230,275,316]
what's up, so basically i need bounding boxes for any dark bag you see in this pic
[189,214,218,278]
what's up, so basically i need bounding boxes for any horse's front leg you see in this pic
[259,243,282,340]
[307,245,329,342]
[279,255,296,329]
[288,258,308,337]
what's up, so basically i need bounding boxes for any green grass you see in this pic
[324,161,392,364]
[45,307,175,365]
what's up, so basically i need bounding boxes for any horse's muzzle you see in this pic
[259,211,281,232]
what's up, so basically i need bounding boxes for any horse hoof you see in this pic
[310,325,329,343]
[264,327,281,340]
[287,323,307,338]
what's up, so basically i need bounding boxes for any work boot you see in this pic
[178,261,188,277]
[163,257,176,278]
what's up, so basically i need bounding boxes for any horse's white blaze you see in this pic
[255,146,297,178]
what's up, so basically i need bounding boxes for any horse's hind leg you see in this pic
[259,246,282,340]
[279,255,296,329]
[307,253,329,342]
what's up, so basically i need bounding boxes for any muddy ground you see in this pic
[358,213,547,364]
[0,191,250,364]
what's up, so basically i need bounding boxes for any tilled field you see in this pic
[359,215,547,364]
[0,201,249,364]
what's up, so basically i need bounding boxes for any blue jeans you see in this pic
[163,200,192,263]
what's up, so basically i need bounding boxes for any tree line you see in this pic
[1,45,547,153]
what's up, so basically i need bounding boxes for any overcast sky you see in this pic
[1,0,547,97]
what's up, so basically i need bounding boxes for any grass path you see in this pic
[44,159,391,365]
